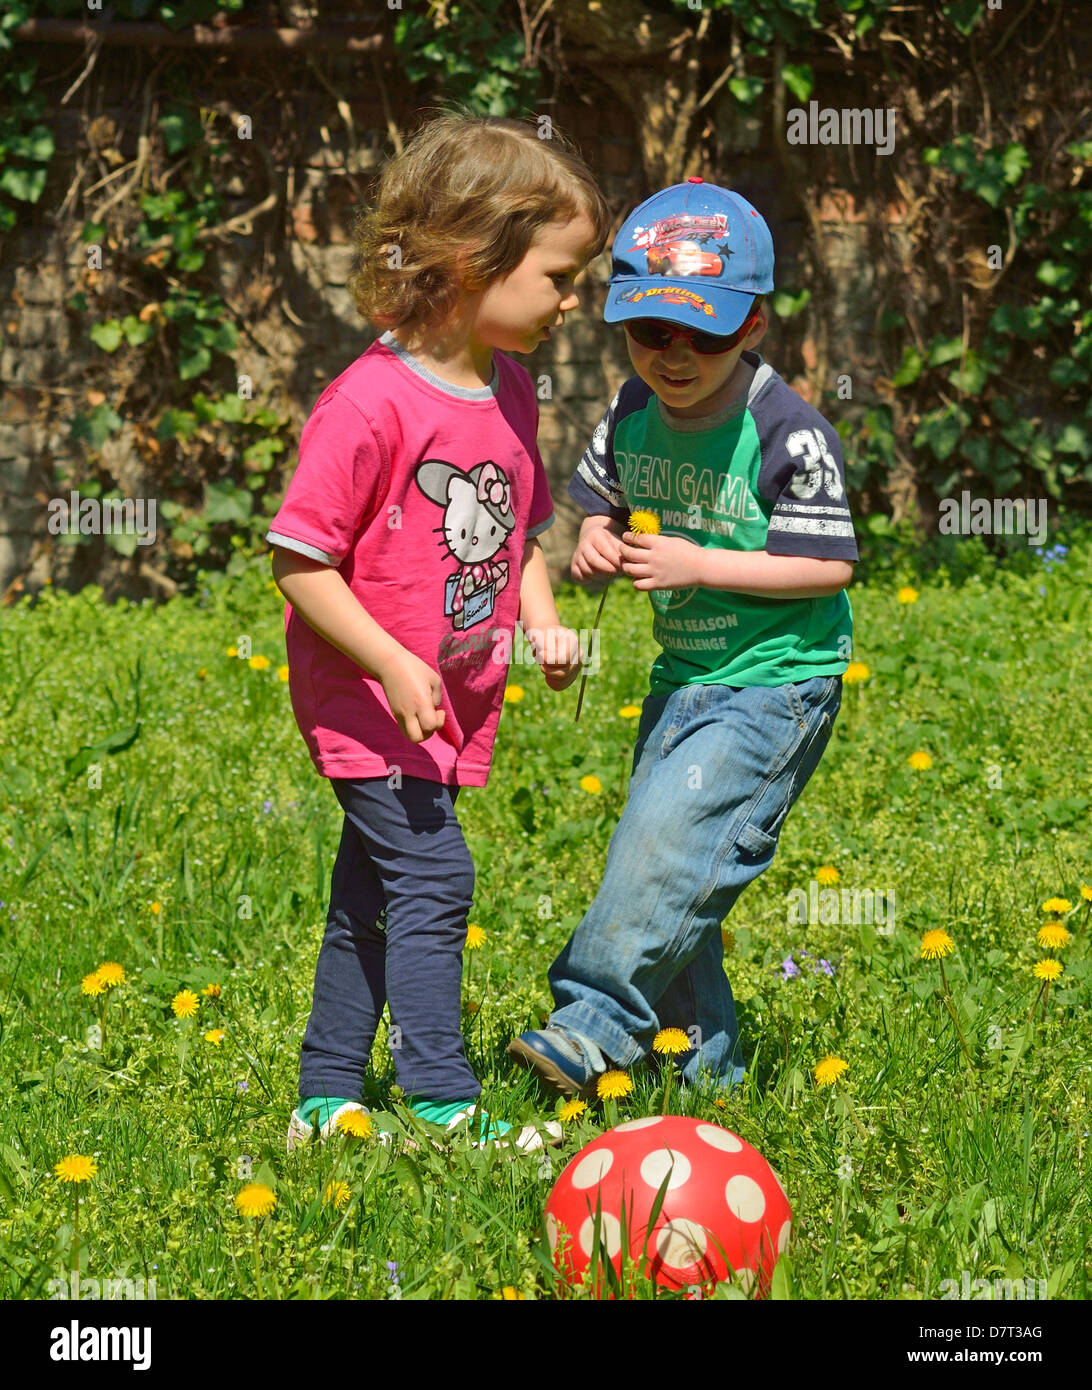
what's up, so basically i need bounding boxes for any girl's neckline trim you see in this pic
[378,330,499,399]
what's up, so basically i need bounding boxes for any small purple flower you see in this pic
[386,1261,400,1284]
[818,958,835,977]
[780,955,800,979]
[237,1080,248,1093]
[262,800,273,813]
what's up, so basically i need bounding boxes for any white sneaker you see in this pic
[442,1104,563,1153]
[286,1102,395,1152]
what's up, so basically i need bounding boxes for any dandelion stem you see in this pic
[574,586,609,722]
[252,1222,263,1299]
[661,1062,673,1117]
[71,1189,80,1280]
[838,1084,870,1144]
[937,967,974,1068]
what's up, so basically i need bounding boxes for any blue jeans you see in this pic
[547,675,843,1087]
[298,776,480,1105]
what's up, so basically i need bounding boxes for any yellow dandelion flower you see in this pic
[816,865,840,886]
[171,989,199,1019]
[618,705,642,719]
[597,1070,634,1100]
[1037,921,1071,951]
[54,1154,97,1184]
[580,775,602,794]
[920,929,954,961]
[226,646,238,658]
[335,1110,372,1139]
[842,661,870,684]
[1079,884,1092,903]
[202,983,222,999]
[908,750,933,771]
[81,971,107,997]
[234,1183,276,1218]
[204,1029,226,1046]
[503,685,525,704]
[96,962,125,988]
[465,924,486,950]
[1041,897,1073,915]
[653,1027,691,1055]
[559,1099,587,1123]
[813,1056,848,1087]
[150,902,162,915]
[897,586,919,604]
[500,1286,526,1300]
[197,667,208,680]
[248,654,271,671]
[628,508,662,536]
[278,665,290,682]
[1033,959,1063,983]
[324,1180,351,1209]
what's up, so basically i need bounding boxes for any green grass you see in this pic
[0,526,1089,1300]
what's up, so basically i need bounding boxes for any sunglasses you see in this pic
[624,312,758,355]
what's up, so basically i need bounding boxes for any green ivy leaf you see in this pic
[780,64,813,104]
[0,165,47,202]
[891,345,923,388]
[90,321,123,352]
[728,76,764,106]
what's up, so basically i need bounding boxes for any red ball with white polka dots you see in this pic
[544,1115,792,1297]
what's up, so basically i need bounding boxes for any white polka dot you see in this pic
[696,1124,743,1152]
[614,1116,663,1132]
[545,1212,559,1253]
[579,1211,621,1260]
[640,1146,692,1191]
[734,1266,756,1295]
[655,1219,708,1269]
[571,1148,614,1189]
[724,1173,766,1222]
[777,1218,792,1253]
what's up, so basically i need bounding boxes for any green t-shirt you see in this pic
[568,351,859,694]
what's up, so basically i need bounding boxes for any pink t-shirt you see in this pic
[266,332,554,786]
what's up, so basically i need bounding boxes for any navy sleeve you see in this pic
[754,387,859,561]
[567,377,653,524]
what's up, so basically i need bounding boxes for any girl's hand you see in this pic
[379,650,447,744]
[570,519,625,582]
[620,531,706,592]
[528,626,583,691]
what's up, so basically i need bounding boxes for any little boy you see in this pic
[508,179,858,1095]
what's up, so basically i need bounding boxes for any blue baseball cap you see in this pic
[604,178,775,334]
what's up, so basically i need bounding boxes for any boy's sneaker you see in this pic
[507,1027,599,1099]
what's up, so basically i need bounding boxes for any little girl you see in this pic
[267,113,609,1152]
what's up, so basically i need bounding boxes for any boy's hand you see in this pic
[620,531,706,591]
[527,626,583,691]
[570,518,625,581]
[379,649,447,744]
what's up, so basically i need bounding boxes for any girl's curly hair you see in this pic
[347,109,612,332]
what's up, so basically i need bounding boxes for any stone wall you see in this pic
[0,29,881,602]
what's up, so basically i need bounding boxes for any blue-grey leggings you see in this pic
[298,776,480,1105]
